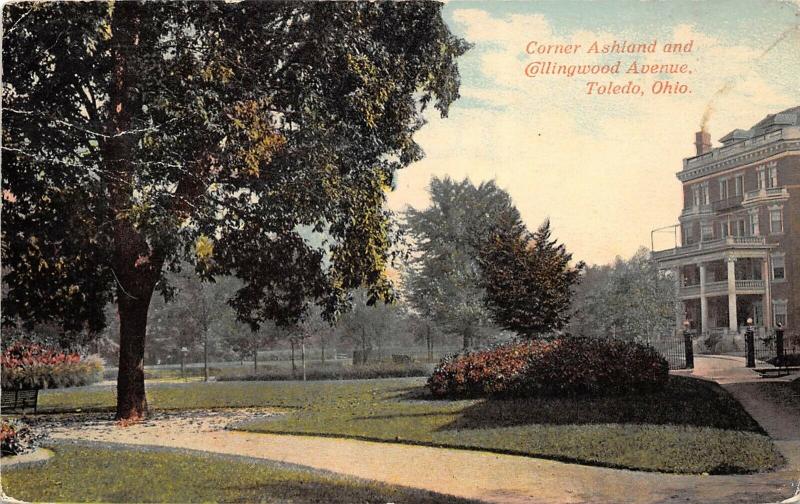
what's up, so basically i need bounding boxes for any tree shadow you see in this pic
[435,376,763,433]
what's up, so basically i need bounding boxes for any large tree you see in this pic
[403,177,519,348]
[2,2,468,419]
[479,218,584,338]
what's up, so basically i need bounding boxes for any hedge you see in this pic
[1,341,104,389]
[429,337,669,398]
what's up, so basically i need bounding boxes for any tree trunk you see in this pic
[426,325,433,362]
[116,293,152,420]
[301,339,306,382]
[203,330,209,382]
[290,339,296,377]
[320,339,326,365]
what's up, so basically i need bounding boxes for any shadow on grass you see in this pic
[430,376,764,433]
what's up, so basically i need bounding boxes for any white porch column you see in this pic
[727,256,738,331]
[699,263,708,333]
[763,255,772,329]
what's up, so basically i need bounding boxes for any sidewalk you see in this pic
[38,395,799,504]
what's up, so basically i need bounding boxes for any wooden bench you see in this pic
[1,388,39,414]
[754,366,800,378]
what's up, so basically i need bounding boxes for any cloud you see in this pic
[389,9,799,265]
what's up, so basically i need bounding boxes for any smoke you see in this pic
[700,81,735,132]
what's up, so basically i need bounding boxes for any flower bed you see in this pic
[1,341,103,389]
[429,337,669,398]
[0,419,40,456]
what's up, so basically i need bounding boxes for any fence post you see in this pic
[775,324,785,367]
[682,328,694,369]
[745,324,755,368]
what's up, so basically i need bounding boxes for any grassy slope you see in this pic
[37,376,782,474]
[1,443,476,504]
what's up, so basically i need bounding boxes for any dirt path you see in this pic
[36,404,797,504]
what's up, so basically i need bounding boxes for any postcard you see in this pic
[1,1,799,503]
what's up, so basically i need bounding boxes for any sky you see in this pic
[386,0,800,266]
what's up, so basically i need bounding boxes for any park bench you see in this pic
[754,366,800,378]
[392,354,412,364]
[1,388,39,414]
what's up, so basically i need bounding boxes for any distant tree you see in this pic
[403,177,520,349]
[2,2,468,419]
[479,218,584,338]
[406,313,444,362]
[338,290,402,363]
[569,247,677,341]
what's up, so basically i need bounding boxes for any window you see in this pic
[682,225,692,246]
[732,220,746,237]
[772,254,785,281]
[773,300,787,327]
[720,221,729,238]
[749,211,759,236]
[757,166,766,189]
[692,185,701,207]
[734,175,744,196]
[701,222,713,241]
[719,179,729,200]
[768,163,778,188]
[770,207,783,234]
[702,182,709,204]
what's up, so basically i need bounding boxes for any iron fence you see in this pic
[752,328,800,366]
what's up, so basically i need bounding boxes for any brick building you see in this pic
[654,106,799,338]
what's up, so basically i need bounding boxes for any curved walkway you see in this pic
[34,356,798,504]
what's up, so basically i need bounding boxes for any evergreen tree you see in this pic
[479,218,584,338]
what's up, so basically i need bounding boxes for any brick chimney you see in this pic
[695,130,711,155]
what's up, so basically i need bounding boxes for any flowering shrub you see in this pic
[1,419,39,456]
[428,337,669,398]
[1,341,103,389]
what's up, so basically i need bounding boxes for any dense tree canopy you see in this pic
[569,248,677,341]
[403,177,519,348]
[1,1,468,418]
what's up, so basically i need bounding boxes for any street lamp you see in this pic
[745,318,755,368]
[682,320,694,369]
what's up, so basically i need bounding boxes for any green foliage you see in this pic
[479,218,584,338]
[1,1,467,340]
[403,177,520,348]
[216,361,433,382]
[569,247,678,341]
[2,444,475,504]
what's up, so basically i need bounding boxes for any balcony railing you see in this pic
[742,186,789,205]
[653,235,770,261]
[679,279,765,298]
[736,279,765,291]
[683,127,800,171]
[711,195,743,211]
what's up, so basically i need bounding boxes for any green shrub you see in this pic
[429,337,669,398]
[217,361,434,382]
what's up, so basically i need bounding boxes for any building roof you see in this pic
[720,106,800,145]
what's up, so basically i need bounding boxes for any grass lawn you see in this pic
[37,376,782,474]
[1,443,475,503]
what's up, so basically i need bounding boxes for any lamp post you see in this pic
[682,320,694,369]
[180,346,189,381]
[775,322,785,367]
[745,318,755,368]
